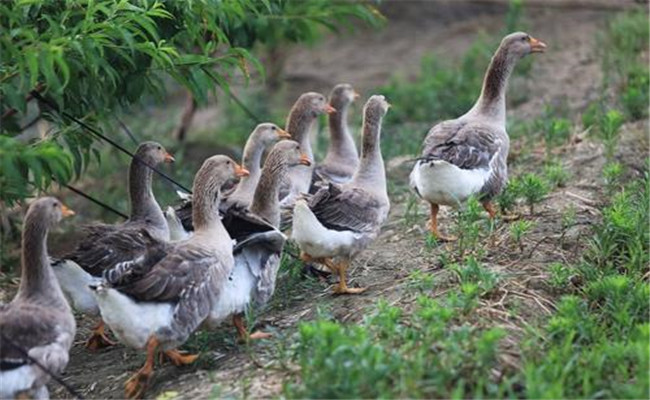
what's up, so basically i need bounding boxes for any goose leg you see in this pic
[332,259,366,295]
[125,336,159,399]
[233,314,272,343]
[162,349,199,366]
[482,201,497,219]
[85,319,117,350]
[428,204,457,242]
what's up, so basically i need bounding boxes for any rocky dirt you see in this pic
[4,1,643,399]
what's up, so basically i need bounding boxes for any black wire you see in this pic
[227,90,262,124]
[31,91,193,194]
[55,178,129,219]
[1,334,85,400]
[116,118,139,145]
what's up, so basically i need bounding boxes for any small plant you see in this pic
[519,173,549,214]
[548,262,572,290]
[600,109,625,160]
[407,269,436,292]
[603,161,624,194]
[403,193,422,227]
[449,256,500,296]
[621,64,649,120]
[496,177,521,215]
[509,219,536,252]
[454,196,485,258]
[544,161,570,188]
[561,205,577,229]
[424,233,438,252]
[543,118,572,157]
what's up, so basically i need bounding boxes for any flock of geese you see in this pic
[0,32,545,399]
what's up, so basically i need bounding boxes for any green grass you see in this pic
[283,296,511,399]
[521,173,650,398]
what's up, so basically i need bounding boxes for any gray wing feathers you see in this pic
[422,120,503,171]
[309,184,386,233]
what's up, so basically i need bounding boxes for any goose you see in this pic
[91,155,248,399]
[51,141,174,349]
[279,92,336,207]
[313,84,360,184]
[217,140,311,340]
[292,95,390,294]
[409,32,546,241]
[0,198,76,400]
[170,123,290,237]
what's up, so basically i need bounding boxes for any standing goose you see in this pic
[92,155,248,399]
[0,198,76,400]
[279,92,336,207]
[171,123,291,236]
[410,32,546,241]
[52,141,174,349]
[313,84,360,184]
[220,140,311,340]
[292,95,390,294]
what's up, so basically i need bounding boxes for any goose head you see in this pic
[136,141,175,165]
[363,94,391,120]
[252,122,291,146]
[499,32,547,60]
[270,140,312,168]
[194,155,250,195]
[27,197,75,228]
[296,92,336,118]
[329,83,360,110]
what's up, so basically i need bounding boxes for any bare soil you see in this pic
[9,1,643,399]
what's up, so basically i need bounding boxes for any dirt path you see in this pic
[47,3,648,399]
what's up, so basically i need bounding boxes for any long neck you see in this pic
[468,48,515,125]
[128,159,166,230]
[17,217,66,306]
[250,154,287,228]
[286,108,315,160]
[326,103,357,162]
[352,116,385,193]
[231,137,265,200]
[192,185,225,234]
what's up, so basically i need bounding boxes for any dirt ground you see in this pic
[21,1,644,398]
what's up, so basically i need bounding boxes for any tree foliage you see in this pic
[0,0,383,206]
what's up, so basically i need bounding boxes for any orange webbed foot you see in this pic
[162,350,199,366]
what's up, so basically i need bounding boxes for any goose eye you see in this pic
[522,36,528,42]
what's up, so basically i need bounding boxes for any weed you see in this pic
[544,160,570,188]
[407,269,436,292]
[600,109,625,160]
[620,64,649,120]
[548,262,573,290]
[453,196,485,258]
[519,173,549,214]
[603,161,624,194]
[424,233,438,252]
[283,297,510,398]
[449,256,500,297]
[561,204,577,230]
[496,177,521,215]
[509,219,535,252]
[403,193,422,227]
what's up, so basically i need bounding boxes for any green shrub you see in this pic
[519,173,549,214]
[544,161,570,188]
[284,298,509,398]
[621,64,649,120]
[509,219,535,252]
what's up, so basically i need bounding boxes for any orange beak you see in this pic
[325,104,337,114]
[299,153,312,167]
[164,152,175,163]
[61,204,75,217]
[276,128,291,139]
[235,164,250,177]
[529,36,547,53]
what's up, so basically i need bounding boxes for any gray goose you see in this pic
[170,123,290,238]
[279,92,336,207]
[0,198,76,399]
[223,140,311,340]
[313,83,360,184]
[51,141,174,349]
[409,32,546,241]
[91,155,248,399]
[291,95,390,294]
